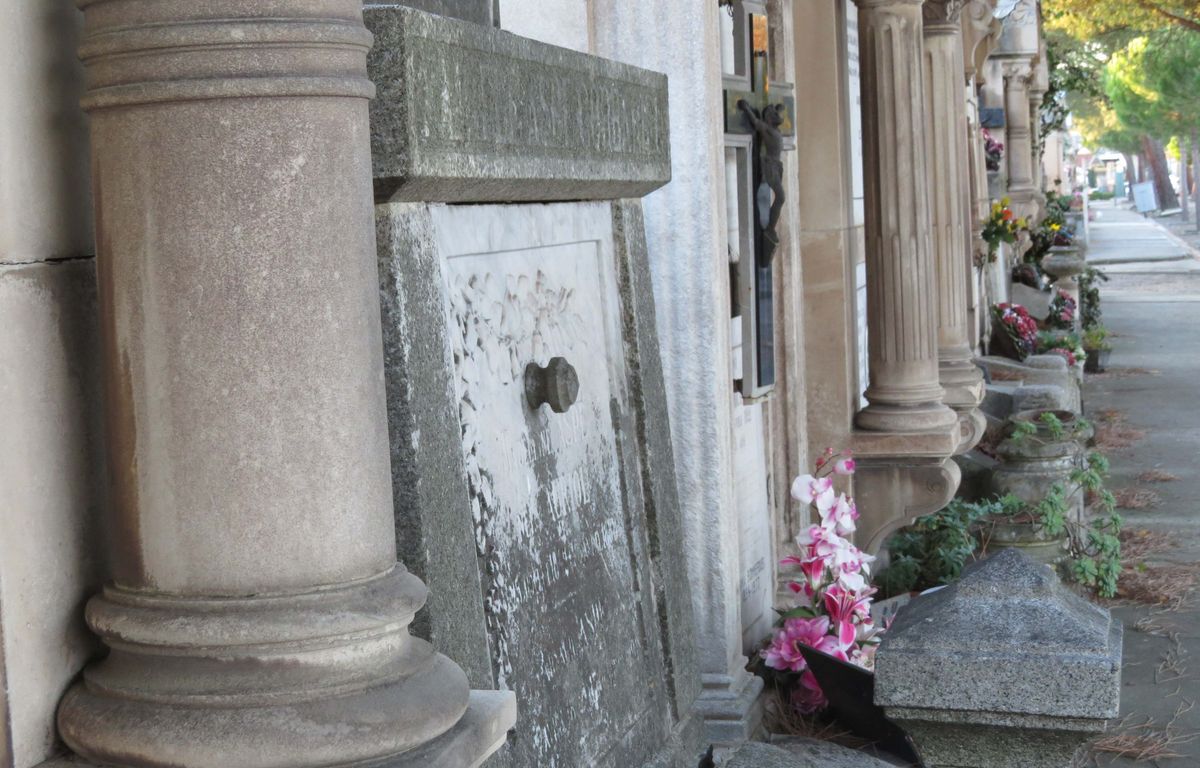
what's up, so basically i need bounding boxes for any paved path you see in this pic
[1085,201,1194,265]
[1079,205,1200,766]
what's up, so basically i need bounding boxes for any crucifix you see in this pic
[721,0,796,399]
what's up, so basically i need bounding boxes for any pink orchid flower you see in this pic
[790,474,833,505]
[821,493,859,537]
[834,456,856,476]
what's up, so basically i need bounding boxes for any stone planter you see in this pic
[990,409,1084,522]
[977,516,1067,566]
[1084,348,1111,374]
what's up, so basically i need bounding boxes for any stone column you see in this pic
[923,0,985,449]
[1002,59,1038,223]
[854,0,958,434]
[57,2,490,766]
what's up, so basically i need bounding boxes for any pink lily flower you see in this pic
[823,583,875,625]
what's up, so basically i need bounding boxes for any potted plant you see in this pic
[1083,325,1113,373]
[1044,289,1077,331]
[990,410,1087,530]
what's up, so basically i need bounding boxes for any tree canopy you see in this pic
[1045,0,1200,37]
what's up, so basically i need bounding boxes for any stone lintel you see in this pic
[365,6,671,203]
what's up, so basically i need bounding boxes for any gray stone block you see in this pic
[366,6,671,203]
[1011,384,1072,413]
[726,741,896,768]
[875,549,1122,767]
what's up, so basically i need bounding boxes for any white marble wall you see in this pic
[498,0,590,52]
[0,2,103,766]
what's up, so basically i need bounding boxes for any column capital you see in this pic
[854,0,926,8]
[923,0,966,27]
[1000,56,1035,82]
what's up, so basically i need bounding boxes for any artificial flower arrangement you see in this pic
[990,302,1038,360]
[761,449,882,715]
[1036,331,1086,369]
[979,197,1028,264]
[1046,289,1077,331]
[982,128,1004,172]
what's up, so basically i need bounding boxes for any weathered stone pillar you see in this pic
[961,1,1000,351]
[57,2,501,766]
[923,0,985,450]
[1002,60,1038,222]
[854,0,958,434]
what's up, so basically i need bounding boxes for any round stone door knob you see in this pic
[525,357,580,414]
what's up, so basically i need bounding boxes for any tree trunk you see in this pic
[1142,135,1180,210]
[1191,129,1200,231]
[1180,140,1190,221]
[1123,153,1137,200]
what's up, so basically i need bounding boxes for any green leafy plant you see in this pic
[992,450,1123,598]
[874,498,1001,598]
[1008,410,1093,445]
[1083,325,1113,352]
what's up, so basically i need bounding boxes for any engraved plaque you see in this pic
[433,203,673,767]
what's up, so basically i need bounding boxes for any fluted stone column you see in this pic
[923,0,985,449]
[56,2,504,766]
[854,0,958,434]
[1002,59,1038,222]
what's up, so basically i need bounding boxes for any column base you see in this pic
[40,691,516,768]
[855,400,959,433]
[56,567,486,768]
[695,670,765,753]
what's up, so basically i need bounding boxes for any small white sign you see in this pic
[1133,181,1158,213]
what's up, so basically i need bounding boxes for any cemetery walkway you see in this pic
[1079,202,1200,765]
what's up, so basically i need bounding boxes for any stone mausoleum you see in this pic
[0,0,1081,766]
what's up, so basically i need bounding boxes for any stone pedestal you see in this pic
[875,549,1122,767]
[854,0,958,435]
[924,1,986,451]
[1042,246,1087,327]
[56,2,513,766]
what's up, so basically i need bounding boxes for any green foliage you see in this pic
[1046,0,1200,38]
[1083,325,1114,351]
[874,499,1001,598]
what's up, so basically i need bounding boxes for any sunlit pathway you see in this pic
[1080,204,1200,766]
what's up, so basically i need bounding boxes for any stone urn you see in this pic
[1041,246,1087,328]
[990,409,1084,524]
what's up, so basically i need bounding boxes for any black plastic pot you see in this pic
[1084,347,1111,373]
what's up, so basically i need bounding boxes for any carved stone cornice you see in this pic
[961,0,999,78]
